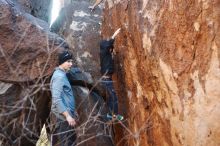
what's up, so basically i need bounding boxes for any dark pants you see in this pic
[50,114,77,146]
[101,78,118,115]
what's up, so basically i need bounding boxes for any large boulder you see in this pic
[101,0,220,146]
[67,68,114,146]
[51,0,103,81]
[0,73,113,146]
[48,0,117,144]
[11,0,52,22]
[0,0,66,82]
[0,1,114,146]
[0,1,67,145]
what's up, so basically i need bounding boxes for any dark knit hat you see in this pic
[58,50,73,65]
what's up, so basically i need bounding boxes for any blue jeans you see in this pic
[101,78,118,115]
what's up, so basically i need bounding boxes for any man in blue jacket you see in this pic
[100,28,124,121]
[50,50,77,146]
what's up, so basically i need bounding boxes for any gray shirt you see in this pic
[50,67,75,120]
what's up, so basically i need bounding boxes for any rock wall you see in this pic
[12,0,52,22]
[51,0,103,81]
[54,1,115,145]
[101,0,220,146]
[0,0,67,145]
[0,0,67,82]
[0,3,65,143]
[1,0,219,145]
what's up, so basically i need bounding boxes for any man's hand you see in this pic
[63,111,76,126]
[66,115,76,127]
[111,28,121,39]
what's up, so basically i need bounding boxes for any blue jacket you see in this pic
[50,67,75,120]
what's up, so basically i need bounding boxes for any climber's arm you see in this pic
[111,28,121,39]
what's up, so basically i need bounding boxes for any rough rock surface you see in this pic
[0,0,113,146]
[0,0,68,145]
[12,0,52,22]
[2,0,219,145]
[51,0,103,81]
[48,1,116,145]
[0,0,67,82]
[0,0,48,144]
[67,68,114,146]
[101,0,220,146]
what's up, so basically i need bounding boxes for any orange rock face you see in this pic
[101,0,220,146]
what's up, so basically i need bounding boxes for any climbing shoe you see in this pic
[114,114,124,121]
[107,113,124,121]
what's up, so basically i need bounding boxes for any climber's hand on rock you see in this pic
[111,28,121,39]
